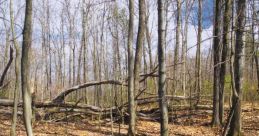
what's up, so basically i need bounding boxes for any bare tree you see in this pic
[219,0,232,124]
[145,2,153,71]
[127,0,135,135]
[212,0,221,126]
[195,0,202,103]
[134,0,145,99]
[251,0,259,95]
[228,0,246,135]
[157,0,168,135]
[173,0,181,94]
[10,0,21,135]
[182,0,194,97]
[21,0,34,135]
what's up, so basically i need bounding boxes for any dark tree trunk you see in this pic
[219,0,232,124]
[212,0,221,126]
[228,0,246,135]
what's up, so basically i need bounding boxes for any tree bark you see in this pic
[173,0,181,94]
[127,0,135,135]
[134,0,146,105]
[228,0,246,135]
[219,0,232,125]
[251,0,259,95]
[21,0,34,135]
[195,0,202,104]
[212,0,221,126]
[145,11,153,71]
[10,0,21,135]
[157,0,169,135]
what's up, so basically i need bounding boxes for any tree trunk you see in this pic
[195,0,202,104]
[251,0,259,95]
[10,0,21,135]
[157,0,169,135]
[21,0,33,135]
[219,0,232,124]
[228,0,246,135]
[173,0,181,94]
[82,0,89,104]
[127,0,135,135]
[47,0,52,100]
[212,0,221,126]
[145,12,153,71]
[134,0,145,97]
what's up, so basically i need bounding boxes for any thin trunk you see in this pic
[158,0,169,135]
[182,0,193,97]
[195,0,202,104]
[255,27,259,94]
[212,0,221,126]
[47,0,52,100]
[10,0,20,134]
[251,0,259,95]
[219,0,232,124]
[127,0,135,135]
[173,0,181,94]
[82,0,89,103]
[134,0,146,121]
[145,11,153,71]
[77,45,83,84]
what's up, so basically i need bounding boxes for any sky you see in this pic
[190,0,214,29]
[0,0,214,63]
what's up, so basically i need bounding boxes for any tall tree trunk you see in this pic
[219,0,232,124]
[251,0,259,95]
[173,0,181,94]
[145,12,153,71]
[158,0,169,135]
[212,0,221,126]
[228,0,246,135]
[182,0,193,97]
[82,0,89,103]
[21,0,33,135]
[47,0,52,100]
[134,0,146,124]
[127,0,135,135]
[195,0,202,104]
[10,0,21,135]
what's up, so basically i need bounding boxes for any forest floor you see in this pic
[0,102,258,136]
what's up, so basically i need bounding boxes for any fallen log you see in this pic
[136,95,197,105]
[52,80,125,103]
[0,99,116,113]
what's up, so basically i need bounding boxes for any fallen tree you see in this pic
[0,99,115,113]
[52,80,125,103]
[136,95,197,105]
[52,65,180,104]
